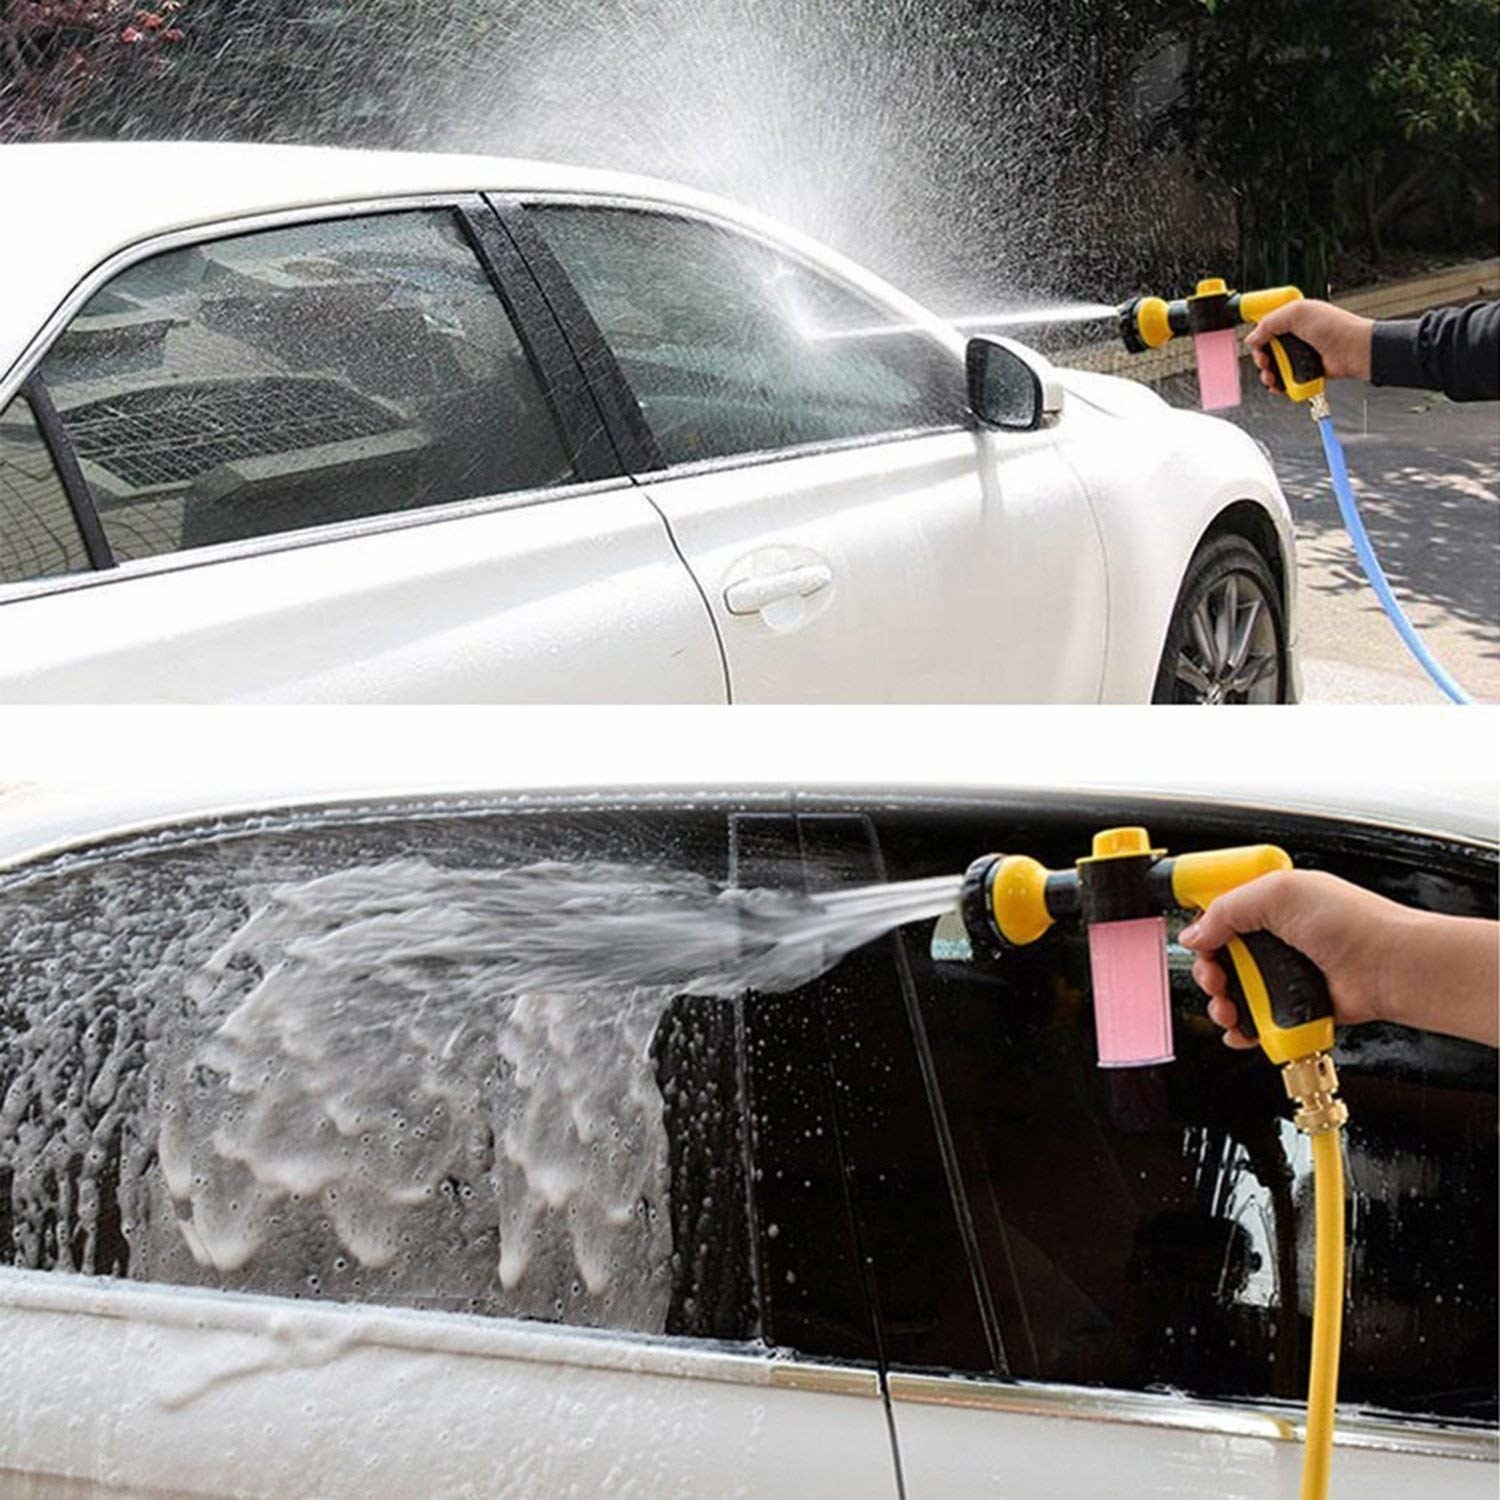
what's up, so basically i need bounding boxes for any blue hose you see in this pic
[1315,414,1473,705]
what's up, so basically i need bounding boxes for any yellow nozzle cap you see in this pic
[1090,826,1153,859]
[989,854,1054,947]
[1136,296,1174,349]
[1193,277,1229,297]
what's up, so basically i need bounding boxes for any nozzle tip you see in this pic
[1118,298,1148,354]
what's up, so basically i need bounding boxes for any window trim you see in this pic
[456,202,621,482]
[19,375,113,571]
[0,193,626,604]
[487,194,666,476]
[633,421,977,487]
[885,1369,1498,1464]
[510,192,975,477]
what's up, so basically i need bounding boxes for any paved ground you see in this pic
[1160,373,1499,703]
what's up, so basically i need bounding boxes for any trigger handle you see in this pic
[1267,332,1326,400]
[1216,930,1335,1063]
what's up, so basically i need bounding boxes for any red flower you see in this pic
[120,25,142,42]
[138,11,164,28]
[163,26,183,41]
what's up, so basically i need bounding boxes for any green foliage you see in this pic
[1184,0,1498,289]
[1370,0,1495,140]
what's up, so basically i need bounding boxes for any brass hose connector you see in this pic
[1281,1051,1348,1136]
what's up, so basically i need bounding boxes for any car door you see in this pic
[0,198,725,703]
[798,792,1497,1498]
[0,795,900,1499]
[519,201,1107,704]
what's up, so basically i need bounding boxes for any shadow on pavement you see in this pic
[1163,374,1500,658]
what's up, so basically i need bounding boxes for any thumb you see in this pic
[1245,301,1303,350]
[1178,870,1299,953]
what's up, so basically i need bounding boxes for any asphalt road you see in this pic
[1162,373,1499,703]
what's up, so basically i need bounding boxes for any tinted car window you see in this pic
[849,798,1498,1424]
[0,801,871,1364]
[35,211,573,564]
[0,394,88,585]
[532,206,966,466]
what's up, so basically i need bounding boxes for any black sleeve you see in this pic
[1369,301,1499,402]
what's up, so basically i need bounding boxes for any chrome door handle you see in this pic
[723,564,834,616]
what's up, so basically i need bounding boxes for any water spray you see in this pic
[933,827,1347,1500]
[1118,280,1474,703]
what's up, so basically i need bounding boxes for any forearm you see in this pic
[1379,909,1500,1046]
[1371,302,1500,402]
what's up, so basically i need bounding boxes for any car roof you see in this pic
[0,140,953,386]
[0,778,1493,875]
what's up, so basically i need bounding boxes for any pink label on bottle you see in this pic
[1087,916,1174,1068]
[1194,328,1242,410]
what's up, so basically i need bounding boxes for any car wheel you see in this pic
[1151,535,1287,704]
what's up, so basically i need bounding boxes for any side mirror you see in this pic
[966,336,1064,431]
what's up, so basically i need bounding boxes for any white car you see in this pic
[0,779,1493,1498]
[0,142,1298,703]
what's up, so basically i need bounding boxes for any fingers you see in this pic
[1193,959,1258,1047]
[1207,995,1236,1027]
[1247,338,1282,390]
[1191,954,1227,996]
[1209,997,1257,1048]
[1177,871,1297,955]
[1244,301,1302,350]
[1179,874,1301,1050]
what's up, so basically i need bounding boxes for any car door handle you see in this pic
[723,564,834,616]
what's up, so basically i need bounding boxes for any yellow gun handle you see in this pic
[1220,931,1336,1064]
[1170,845,1335,1063]
[1236,286,1328,402]
[1266,333,1327,403]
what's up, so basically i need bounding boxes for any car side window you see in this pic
[0,804,877,1368]
[531,206,967,467]
[0,394,89,585]
[858,804,1498,1425]
[32,210,573,566]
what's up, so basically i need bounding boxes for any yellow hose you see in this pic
[1301,1126,1346,1500]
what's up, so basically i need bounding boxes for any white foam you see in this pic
[1,852,958,1334]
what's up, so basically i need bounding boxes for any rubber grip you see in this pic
[1217,930,1333,1040]
[1267,332,1325,393]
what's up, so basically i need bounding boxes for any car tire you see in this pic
[1151,534,1288,705]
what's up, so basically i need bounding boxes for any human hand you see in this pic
[1178,870,1407,1048]
[1245,300,1374,390]
[1179,870,1499,1050]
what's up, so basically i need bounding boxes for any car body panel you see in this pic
[1053,374,1300,703]
[641,427,1107,703]
[0,1270,895,1500]
[0,485,725,703]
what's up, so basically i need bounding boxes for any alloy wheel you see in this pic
[1174,572,1281,704]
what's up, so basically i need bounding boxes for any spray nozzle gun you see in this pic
[936,827,1350,1500]
[1118,280,1328,410]
[936,826,1344,1121]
